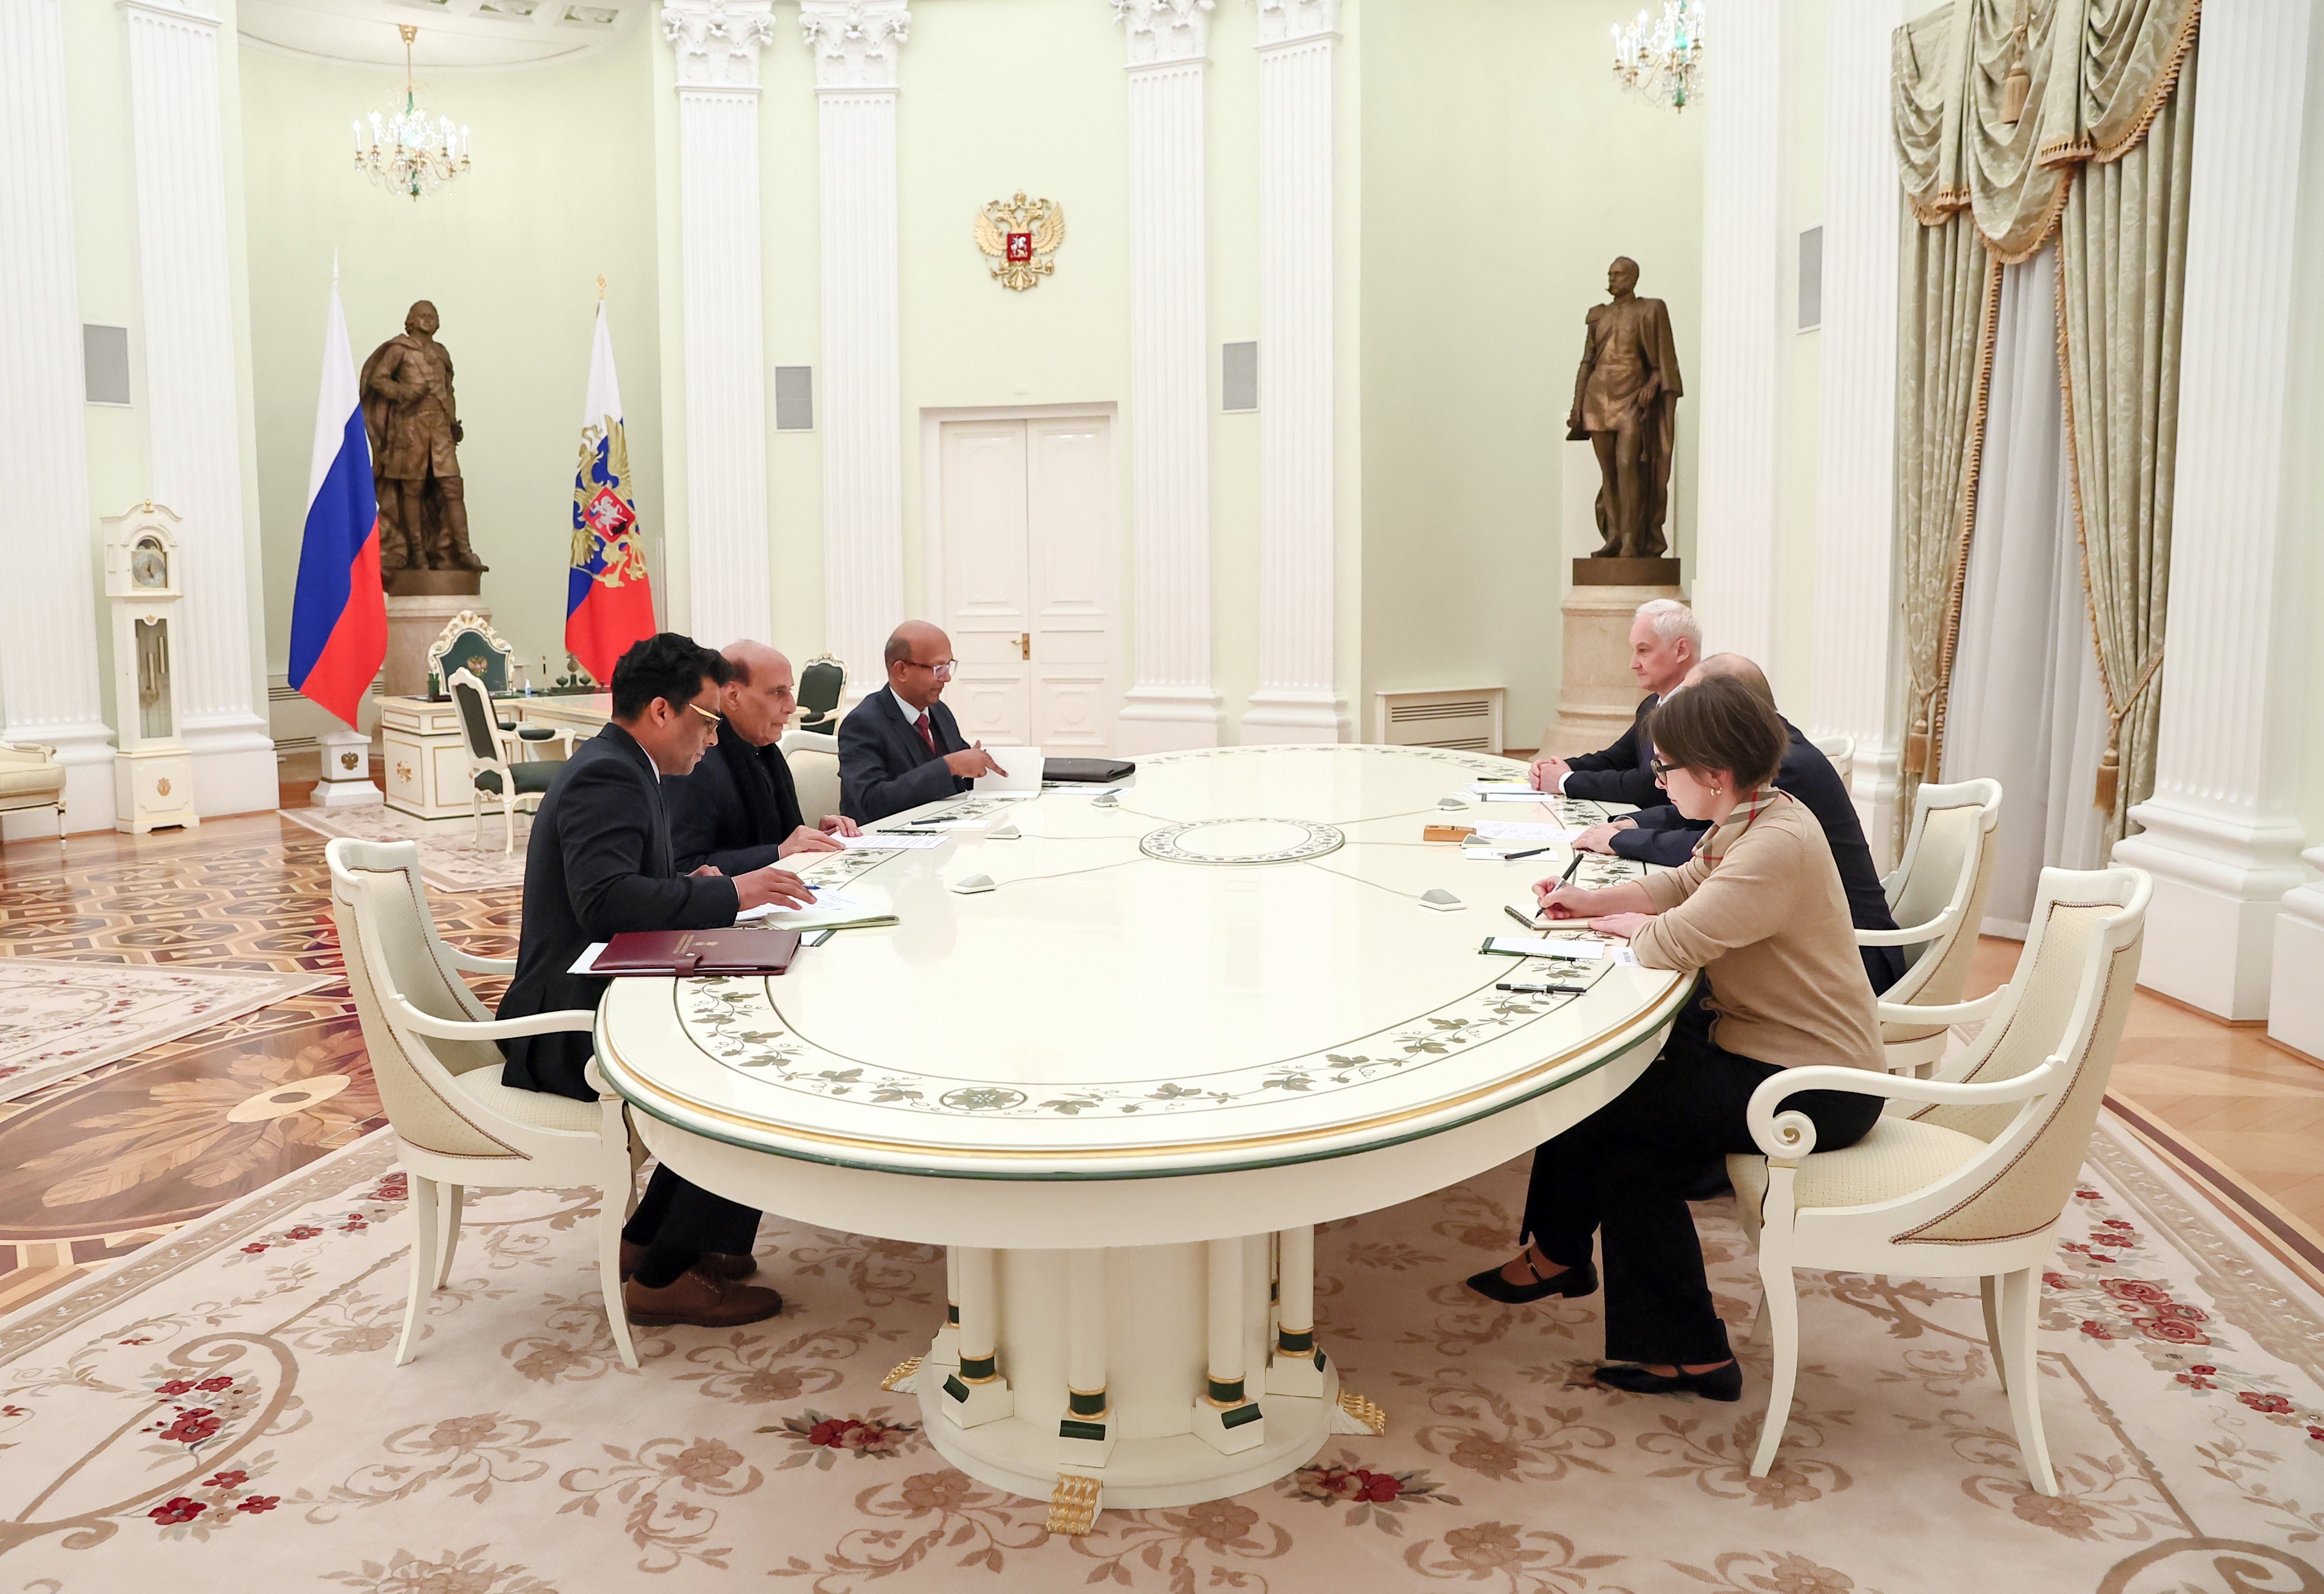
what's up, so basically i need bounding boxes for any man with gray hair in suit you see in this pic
[1531,597,1701,808]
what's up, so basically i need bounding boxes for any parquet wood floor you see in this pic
[2,819,2317,1313]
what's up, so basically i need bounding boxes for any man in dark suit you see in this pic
[1572,654,1906,992]
[836,620,1006,824]
[1529,597,1700,809]
[667,640,860,874]
[497,633,814,1328]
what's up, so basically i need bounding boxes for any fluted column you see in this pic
[664,0,776,651]
[803,0,909,688]
[123,0,273,816]
[1690,0,1784,665]
[1807,0,1901,843]
[1113,0,1223,751]
[2115,0,2316,1021]
[0,0,114,835]
[1241,0,1345,742]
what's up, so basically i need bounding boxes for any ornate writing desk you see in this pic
[595,746,1681,1527]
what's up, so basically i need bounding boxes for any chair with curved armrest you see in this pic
[326,836,641,1369]
[795,654,847,734]
[780,728,843,829]
[1727,864,2148,1494]
[1865,778,2003,1073]
[447,668,570,852]
[1808,733,1854,787]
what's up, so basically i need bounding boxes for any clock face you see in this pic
[131,541,168,589]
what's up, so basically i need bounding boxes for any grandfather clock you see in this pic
[103,503,199,833]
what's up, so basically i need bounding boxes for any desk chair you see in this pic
[447,669,571,852]
[1728,865,2147,1494]
[1809,733,1855,787]
[1864,778,2003,1073]
[327,837,642,1369]
[795,654,847,734]
[780,729,842,828]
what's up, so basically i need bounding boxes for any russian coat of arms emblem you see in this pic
[975,192,1065,292]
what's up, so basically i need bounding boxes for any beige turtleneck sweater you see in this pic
[1627,789,1881,1071]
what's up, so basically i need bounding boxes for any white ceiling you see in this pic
[238,0,642,68]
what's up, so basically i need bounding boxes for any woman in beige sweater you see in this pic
[1465,674,1883,1402]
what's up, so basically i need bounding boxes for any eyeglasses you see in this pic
[685,701,722,727]
[901,659,956,680]
[1650,757,1674,779]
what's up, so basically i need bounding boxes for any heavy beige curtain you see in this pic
[1889,0,2197,849]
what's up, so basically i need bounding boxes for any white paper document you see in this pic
[736,888,897,930]
[1470,821,1583,844]
[1483,936,1637,966]
[1464,781,1536,796]
[841,831,947,850]
[972,746,1045,795]
[1473,789,1556,804]
[569,942,610,976]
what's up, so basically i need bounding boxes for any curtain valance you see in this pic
[1893,0,2198,259]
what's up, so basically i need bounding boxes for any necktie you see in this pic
[914,711,937,758]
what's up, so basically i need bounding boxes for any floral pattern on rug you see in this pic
[0,959,327,1102]
[0,1126,2319,1591]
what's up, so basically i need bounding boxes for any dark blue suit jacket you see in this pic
[1560,695,1664,808]
[837,689,969,824]
[665,722,807,876]
[1610,720,1906,991]
[497,724,740,1101]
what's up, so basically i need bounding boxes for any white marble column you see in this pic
[1807,0,1901,843]
[2114,0,2317,1021]
[1113,0,1222,751]
[1241,0,1346,743]
[1689,0,1784,666]
[2273,850,2324,1061]
[0,0,115,836]
[802,0,909,688]
[663,0,776,652]
[123,0,274,816]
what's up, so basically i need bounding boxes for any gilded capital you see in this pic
[799,0,912,91]
[662,0,779,91]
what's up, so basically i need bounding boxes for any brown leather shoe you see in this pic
[618,1241,758,1282]
[622,1270,784,1328]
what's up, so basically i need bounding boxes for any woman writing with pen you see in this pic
[1461,674,1883,1403]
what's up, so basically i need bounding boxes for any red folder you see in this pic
[590,928,802,977]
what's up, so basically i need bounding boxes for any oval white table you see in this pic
[595,744,1683,1530]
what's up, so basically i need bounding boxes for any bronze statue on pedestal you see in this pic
[1567,258,1683,560]
[361,300,488,586]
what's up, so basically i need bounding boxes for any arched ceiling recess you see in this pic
[239,0,643,68]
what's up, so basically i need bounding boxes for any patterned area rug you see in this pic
[0,960,327,1103]
[277,805,531,893]
[1,1122,2318,1592]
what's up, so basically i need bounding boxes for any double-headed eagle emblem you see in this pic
[572,417,649,589]
[975,192,1065,292]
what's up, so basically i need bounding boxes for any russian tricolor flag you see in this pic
[287,274,387,727]
[566,298,658,685]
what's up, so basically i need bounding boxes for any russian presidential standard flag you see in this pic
[565,302,657,685]
[286,278,387,727]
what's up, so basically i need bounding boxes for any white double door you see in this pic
[935,415,1117,751]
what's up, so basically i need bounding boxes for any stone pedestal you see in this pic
[384,592,487,700]
[312,726,382,809]
[1543,562,1686,757]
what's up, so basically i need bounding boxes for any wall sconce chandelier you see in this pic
[1611,0,1706,112]
[353,26,472,200]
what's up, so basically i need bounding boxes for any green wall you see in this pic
[238,24,666,696]
[1357,0,1706,751]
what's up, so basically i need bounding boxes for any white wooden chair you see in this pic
[447,668,569,853]
[1727,864,2149,1494]
[780,728,843,829]
[0,741,66,846]
[326,836,641,1369]
[1808,732,1854,788]
[1863,778,2004,1073]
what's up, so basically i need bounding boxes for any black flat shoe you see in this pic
[1464,1255,1599,1305]
[1592,1361,1743,1402]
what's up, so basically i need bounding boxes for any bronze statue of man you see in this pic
[361,300,486,582]
[1567,258,1683,559]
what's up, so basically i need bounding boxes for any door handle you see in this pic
[1018,632,1030,661]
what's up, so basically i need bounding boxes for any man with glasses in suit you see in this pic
[837,620,1006,824]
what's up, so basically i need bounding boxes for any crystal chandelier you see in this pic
[1611,0,1706,112]
[353,26,471,201]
